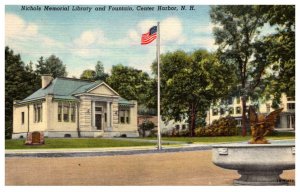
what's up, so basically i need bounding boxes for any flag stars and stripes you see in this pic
[141,26,157,45]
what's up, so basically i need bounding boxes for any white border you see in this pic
[1,1,298,192]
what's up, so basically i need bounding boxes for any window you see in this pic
[287,103,295,110]
[287,97,295,101]
[34,103,42,123]
[236,107,241,114]
[229,107,234,115]
[21,112,24,124]
[220,108,225,115]
[70,103,76,122]
[175,125,180,130]
[182,124,186,130]
[212,108,218,116]
[119,107,130,124]
[227,97,233,105]
[58,102,76,123]
[95,107,102,112]
[119,110,125,123]
[236,97,240,104]
[236,119,242,127]
[63,103,69,122]
[266,104,271,113]
[58,103,62,122]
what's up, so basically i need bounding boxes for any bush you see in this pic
[195,116,238,136]
[161,127,190,137]
[269,130,295,137]
[139,120,155,137]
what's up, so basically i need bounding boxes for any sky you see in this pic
[5,5,217,77]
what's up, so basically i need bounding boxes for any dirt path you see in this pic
[5,150,295,186]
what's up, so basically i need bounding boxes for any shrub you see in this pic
[139,120,155,137]
[64,134,71,138]
[195,116,238,136]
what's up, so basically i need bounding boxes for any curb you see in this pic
[5,145,212,158]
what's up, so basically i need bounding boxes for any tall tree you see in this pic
[210,5,272,136]
[258,5,295,107]
[80,69,96,81]
[94,61,109,81]
[5,47,39,139]
[153,49,236,136]
[107,64,153,105]
[35,55,67,78]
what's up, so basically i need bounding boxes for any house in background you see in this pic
[137,115,189,136]
[206,94,295,131]
[12,75,139,139]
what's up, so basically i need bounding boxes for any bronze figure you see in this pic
[248,106,283,144]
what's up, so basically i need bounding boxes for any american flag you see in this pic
[141,26,157,45]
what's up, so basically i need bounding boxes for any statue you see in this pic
[248,106,283,144]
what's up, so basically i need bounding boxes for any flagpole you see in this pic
[157,21,162,150]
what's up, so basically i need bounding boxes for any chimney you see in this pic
[41,74,53,89]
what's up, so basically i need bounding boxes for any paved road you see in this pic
[5,150,295,186]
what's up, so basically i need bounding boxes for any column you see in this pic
[106,101,111,129]
[91,101,95,127]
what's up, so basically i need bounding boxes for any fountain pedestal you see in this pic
[212,143,295,186]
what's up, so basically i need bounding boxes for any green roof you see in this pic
[18,77,132,106]
[71,81,102,95]
[118,97,135,106]
[22,78,92,102]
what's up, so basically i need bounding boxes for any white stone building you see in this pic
[12,75,139,139]
[206,94,295,131]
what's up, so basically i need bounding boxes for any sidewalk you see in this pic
[5,143,214,158]
[6,139,294,158]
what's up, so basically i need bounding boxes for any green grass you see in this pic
[5,138,156,150]
[160,136,251,143]
[5,131,294,149]
[142,132,295,144]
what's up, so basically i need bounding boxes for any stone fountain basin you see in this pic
[212,143,295,185]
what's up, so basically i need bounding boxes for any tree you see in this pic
[5,47,39,139]
[80,69,96,81]
[107,64,153,105]
[210,5,273,136]
[258,5,295,107]
[95,61,109,81]
[153,49,236,136]
[35,55,67,78]
[139,120,155,137]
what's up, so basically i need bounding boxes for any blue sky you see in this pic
[6,5,218,77]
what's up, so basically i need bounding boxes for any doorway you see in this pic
[95,114,102,130]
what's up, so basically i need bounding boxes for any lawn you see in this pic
[5,138,156,150]
[144,131,295,144]
[5,131,294,149]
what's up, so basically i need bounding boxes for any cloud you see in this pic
[191,37,217,51]
[5,13,64,56]
[74,29,106,47]
[126,48,156,75]
[129,17,186,46]
[160,17,184,43]
[72,28,132,58]
[193,23,214,34]
[5,13,38,38]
